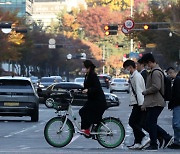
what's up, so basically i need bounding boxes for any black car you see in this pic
[98,74,111,89]
[37,82,120,108]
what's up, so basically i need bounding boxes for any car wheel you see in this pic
[31,106,39,122]
[45,98,54,108]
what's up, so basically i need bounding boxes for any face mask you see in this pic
[124,69,130,74]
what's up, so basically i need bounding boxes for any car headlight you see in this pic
[39,84,44,88]
[108,95,117,101]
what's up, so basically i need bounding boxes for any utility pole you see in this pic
[102,45,105,74]
[130,0,134,53]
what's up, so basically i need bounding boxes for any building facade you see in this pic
[0,0,33,17]
[30,0,87,28]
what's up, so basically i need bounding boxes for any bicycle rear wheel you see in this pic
[96,117,125,148]
[44,117,74,148]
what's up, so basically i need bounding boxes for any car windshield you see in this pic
[75,78,84,82]
[30,76,38,80]
[40,78,55,82]
[0,79,32,89]
[113,79,126,82]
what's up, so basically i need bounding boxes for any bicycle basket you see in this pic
[53,93,70,111]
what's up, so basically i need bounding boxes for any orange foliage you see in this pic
[82,40,102,60]
[77,6,123,38]
[106,55,123,69]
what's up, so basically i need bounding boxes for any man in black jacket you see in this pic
[166,67,180,149]
[137,58,148,85]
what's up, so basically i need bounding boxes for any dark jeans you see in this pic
[79,106,104,129]
[146,106,171,147]
[129,105,146,144]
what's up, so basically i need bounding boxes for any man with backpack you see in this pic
[141,53,173,151]
[166,67,180,149]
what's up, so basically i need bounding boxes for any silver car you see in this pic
[0,76,39,122]
[110,78,130,93]
[74,77,85,86]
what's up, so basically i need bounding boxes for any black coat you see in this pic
[141,69,148,85]
[168,75,180,109]
[79,70,107,125]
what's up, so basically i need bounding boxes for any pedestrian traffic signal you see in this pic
[143,24,158,30]
[104,25,118,35]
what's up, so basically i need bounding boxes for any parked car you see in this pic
[110,78,129,93]
[98,74,111,89]
[50,76,62,82]
[0,76,39,122]
[37,82,120,108]
[38,77,59,90]
[74,77,85,86]
[30,76,39,88]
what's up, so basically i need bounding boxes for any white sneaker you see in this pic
[141,136,150,148]
[128,143,142,149]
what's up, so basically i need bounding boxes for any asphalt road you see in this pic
[0,92,179,154]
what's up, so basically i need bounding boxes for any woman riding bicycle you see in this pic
[79,60,107,136]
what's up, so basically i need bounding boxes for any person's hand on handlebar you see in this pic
[82,89,88,93]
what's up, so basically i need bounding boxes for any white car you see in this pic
[110,78,129,93]
[74,77,85,86]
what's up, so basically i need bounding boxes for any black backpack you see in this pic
[151,69,172,101]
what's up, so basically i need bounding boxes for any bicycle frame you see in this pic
[55,91,114,136]
[56,94,81,133]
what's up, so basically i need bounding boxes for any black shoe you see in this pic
[164,136,173,148]
[167,143,180,149]
[145,145,158,151]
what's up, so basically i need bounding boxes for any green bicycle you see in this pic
[44,90,125,148]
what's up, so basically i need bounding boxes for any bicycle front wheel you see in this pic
[44,117,74,148]
[96,117,125,148]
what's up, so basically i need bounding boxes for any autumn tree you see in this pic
[133,1,180,63]
[85,0,131,11]
[77,6,124,40]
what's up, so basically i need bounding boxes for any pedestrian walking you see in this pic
[141,53,173,151]
[166,67,180,149]
[137,58,148,84]
[123,60,150,150]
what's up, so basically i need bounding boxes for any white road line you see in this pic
[70,135,80,144]
[20,147,30,150]
[4,125,37,138]
[34,129,41,132]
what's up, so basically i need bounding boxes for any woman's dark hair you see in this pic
[83,60,96,70]
[123,60,136,68]
[141,53,155,63]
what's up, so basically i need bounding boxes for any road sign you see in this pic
[81,53,86,60]
[49,38,56,45]
[124,19,135,30]
[67,54,72,60]
[121,26,129,34]
[48,44,56,49]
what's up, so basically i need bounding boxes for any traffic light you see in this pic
[115,44,124,48]
[143,24,158,30]
[104,25,118,35]
[15,28,27,33]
